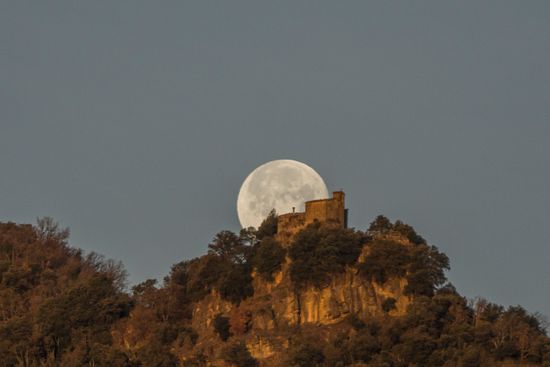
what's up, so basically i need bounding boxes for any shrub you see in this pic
[221,342,258,367]
[213,314,231,341]
[288,342,325,367]
[346,313,366,330]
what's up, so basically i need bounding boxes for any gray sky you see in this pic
[2,2,549,316]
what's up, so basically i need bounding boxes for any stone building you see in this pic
[276,191,348,245]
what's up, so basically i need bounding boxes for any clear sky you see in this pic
[1,2,549,317]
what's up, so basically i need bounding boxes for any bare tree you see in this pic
[35,217,70,244]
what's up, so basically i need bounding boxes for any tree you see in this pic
[187,236,256,305]
[359,240,410,284]
[218,263,254,304]
[132,279,159,304]
[462,345,482,367]
[256,209,278,240]
[2,216,550,366]
[393,220,426,245]
[239,227,258,247]
[35,217,70,245]
[185,254,229,302]
[0,316,33,367]
[368,215,393,233]
[135,341,179,367]
[350,331,381,363]
[289,222,364,288]
[36,274,132,362]
[252,237,286,281]
[391,330,437,366]
[288,342,325,367]
[208,231,248,264]
[83,252,128,292]
[404,245,450,297]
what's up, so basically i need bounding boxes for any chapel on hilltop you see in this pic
[276,191,348,245]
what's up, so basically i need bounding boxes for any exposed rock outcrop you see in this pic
[188,246,410,364]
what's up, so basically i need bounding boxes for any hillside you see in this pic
[0,216,548,367]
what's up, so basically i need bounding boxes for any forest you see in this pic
[0,216,548,367]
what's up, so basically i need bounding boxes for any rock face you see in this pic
[188,247,410,365]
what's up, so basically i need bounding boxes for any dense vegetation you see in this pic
[0,215,548,366]
[252,237,286,281]
[288,222,365,288]
[221,342,259,367]
[286,288,550,366]
[0,219,132,366]
[359,217,450,297]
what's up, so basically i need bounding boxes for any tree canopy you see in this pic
[0,216,547,366]
[288,222,365,288]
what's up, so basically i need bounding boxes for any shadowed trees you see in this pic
[251,236,286,281]
[256,209,278,240]
[360,216,449,297]
[221,341,258,367]
[0,219,132,366]
[0,215,548,366]
[288,222,365,288]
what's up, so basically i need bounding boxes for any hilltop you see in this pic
[0,215,548,367]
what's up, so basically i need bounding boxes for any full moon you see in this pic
[237,159,329,229]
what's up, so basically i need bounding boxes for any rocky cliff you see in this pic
[186,243,410,366]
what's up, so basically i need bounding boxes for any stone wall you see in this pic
[305,191,345,227]
[275,212,305,245]
[276,191,346,245]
